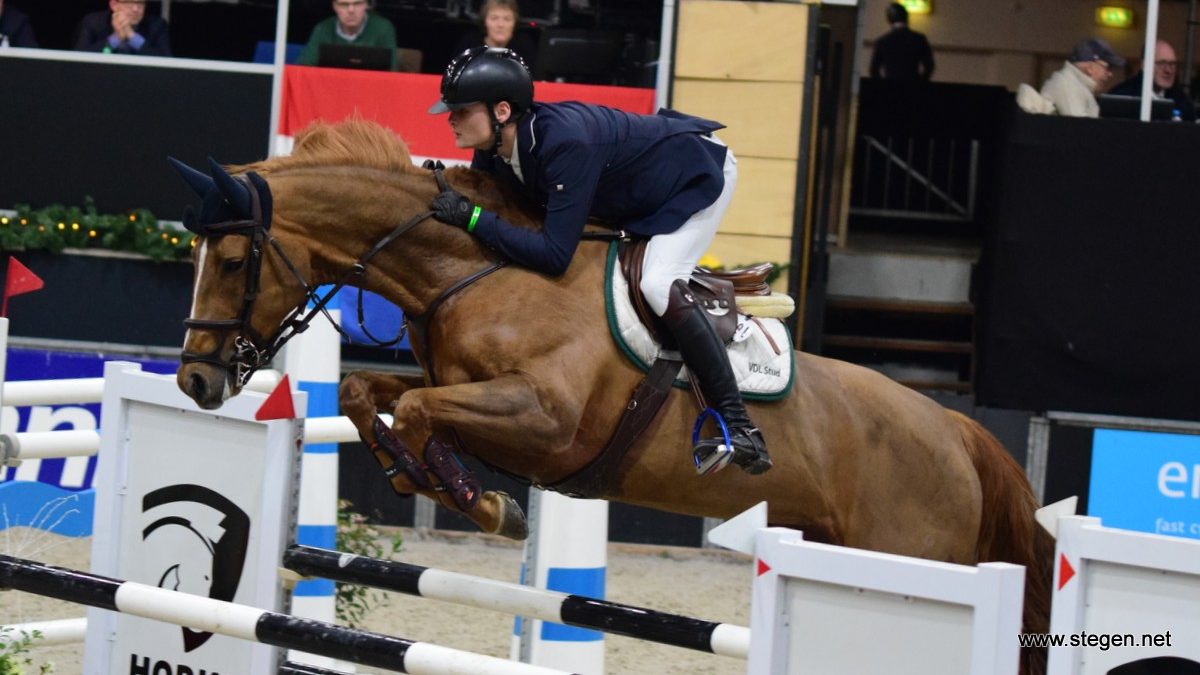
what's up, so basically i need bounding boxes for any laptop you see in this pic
[1098,94,1176,121]
[317,43,393,71]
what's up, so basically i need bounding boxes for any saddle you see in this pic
[619,238,775,347]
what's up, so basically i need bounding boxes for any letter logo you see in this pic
[141,485,251,652]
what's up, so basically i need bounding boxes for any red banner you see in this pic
[281,66,657,161]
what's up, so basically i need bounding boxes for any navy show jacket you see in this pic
[470,101,728,276]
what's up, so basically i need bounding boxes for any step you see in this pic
[823,335,974,354]
[825,295,974,316]
[827,250,973,304]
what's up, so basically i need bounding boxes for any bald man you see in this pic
[1111,40,1196,121]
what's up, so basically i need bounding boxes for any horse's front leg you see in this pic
[339,370,436,494]
[390,373,581,540]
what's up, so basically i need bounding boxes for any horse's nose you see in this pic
[188,371,209,404]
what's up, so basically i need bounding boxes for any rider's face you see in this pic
[447,103,494,150]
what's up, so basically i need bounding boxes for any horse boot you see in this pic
[423,435,481,511]
[662,279,773,475]
[367,417,432,491]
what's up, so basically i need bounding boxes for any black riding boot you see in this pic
[662,279,772,475]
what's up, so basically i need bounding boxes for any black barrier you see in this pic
[0,56,270,216]
[975,110,1200,421]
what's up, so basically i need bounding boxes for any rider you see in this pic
[427,46,771,475]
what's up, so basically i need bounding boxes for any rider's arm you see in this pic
[470,142,602,277]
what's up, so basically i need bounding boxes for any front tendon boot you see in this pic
[423,435,481,511]
[662,279,772,475]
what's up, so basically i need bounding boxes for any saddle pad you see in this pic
[604,244,793,401]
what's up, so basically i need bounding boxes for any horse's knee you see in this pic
[338,372,374,417]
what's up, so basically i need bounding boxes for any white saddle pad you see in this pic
[607,256,794,400]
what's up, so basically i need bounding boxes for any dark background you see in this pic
[0,57,271,215]
[974,111,1200,421]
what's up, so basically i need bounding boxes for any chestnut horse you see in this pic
[173,120,1049,673]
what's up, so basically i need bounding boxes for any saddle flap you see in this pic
[618,239,737,345]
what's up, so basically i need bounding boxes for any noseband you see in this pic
[181,169,452,388]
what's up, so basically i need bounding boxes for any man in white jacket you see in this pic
[1040,38,1125,117]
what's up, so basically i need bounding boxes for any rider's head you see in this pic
[428,46,533,153]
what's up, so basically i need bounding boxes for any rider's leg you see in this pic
[639,141,772,475]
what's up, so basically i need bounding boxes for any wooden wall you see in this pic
[672,0,812,283]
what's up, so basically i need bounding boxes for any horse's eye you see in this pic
[221,259,245,273]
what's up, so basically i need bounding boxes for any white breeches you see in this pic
[639,139,738,316]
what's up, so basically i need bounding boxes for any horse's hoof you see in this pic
[492,491,529,540]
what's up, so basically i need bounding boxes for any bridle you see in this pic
[181,167,471,389]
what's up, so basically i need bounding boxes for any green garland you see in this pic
[1,198,195,261]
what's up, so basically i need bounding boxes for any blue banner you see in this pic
[0,349,176,536]
[1088,429,1200,540]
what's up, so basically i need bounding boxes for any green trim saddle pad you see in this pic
[604,242,794,401]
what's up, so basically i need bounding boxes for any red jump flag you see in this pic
[2,256,45,318]
[255,374,297,421]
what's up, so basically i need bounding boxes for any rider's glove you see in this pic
[430,189,482,231]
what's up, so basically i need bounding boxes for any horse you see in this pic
[172,119,1051,674]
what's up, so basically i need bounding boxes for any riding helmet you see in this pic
[428,46,533,115]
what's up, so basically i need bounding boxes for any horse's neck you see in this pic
[277,169,493,316]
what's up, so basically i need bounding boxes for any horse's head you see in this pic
[170,157,311,409]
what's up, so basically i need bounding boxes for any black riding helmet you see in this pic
[428,46,533,115]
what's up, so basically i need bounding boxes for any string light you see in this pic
[89,230,98,238]
[0,217,8,225]
[57,222,66,230]
[71,223,80,231]
[129,214,137,222]
[170,237,179,245]
[19,218,27,225]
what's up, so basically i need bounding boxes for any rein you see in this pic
[183,168,485,388]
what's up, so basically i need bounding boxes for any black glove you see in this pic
[430,189,478,230]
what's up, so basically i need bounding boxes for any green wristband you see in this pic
[467,205,482,232]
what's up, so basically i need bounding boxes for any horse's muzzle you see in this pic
[177,362,234,410]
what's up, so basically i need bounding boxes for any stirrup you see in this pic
[691,408,735,475]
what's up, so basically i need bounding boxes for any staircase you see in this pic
[820,239,977,393]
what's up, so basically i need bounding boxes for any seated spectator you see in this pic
[297,0,398,71]
[75,0,171,56]
[0,0,38,48]
[452,0,537,70]
[1109,40,1196,121]
[1040,38,1124,118]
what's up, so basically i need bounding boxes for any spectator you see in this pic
[869,3,934,81]
[1040,38,1124,118]
[75,0,171,56]
[1110,40,1196,121]
[452,0,537,69]
[0,0,37,48]
[297,0,398,71]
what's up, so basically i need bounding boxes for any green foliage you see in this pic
[1,199,194,261]
[0,627,54,675]
[335,500,403,628]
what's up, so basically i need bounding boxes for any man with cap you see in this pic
[1040,38,1125,117]
[425,46,772,476]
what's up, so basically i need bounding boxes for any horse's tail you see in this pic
[951,410,1052,675]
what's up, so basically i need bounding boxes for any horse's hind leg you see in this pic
[340,370,528,539]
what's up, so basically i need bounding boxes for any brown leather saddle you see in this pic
[619,238,775,347]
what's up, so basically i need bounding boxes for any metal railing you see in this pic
[850,135,980,222]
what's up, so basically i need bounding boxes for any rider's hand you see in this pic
[430,189,479,231]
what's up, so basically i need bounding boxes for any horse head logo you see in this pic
[142,484,251,652]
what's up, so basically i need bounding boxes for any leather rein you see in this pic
[182,168,500,388]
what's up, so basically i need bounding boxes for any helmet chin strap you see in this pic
[487,103,504,155]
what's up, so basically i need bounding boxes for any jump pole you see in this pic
[283,544,751,659]
[0,554,578,675]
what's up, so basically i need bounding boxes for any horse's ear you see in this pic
[168,156,215,199]
[207,156,252,218]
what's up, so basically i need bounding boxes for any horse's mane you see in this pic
[236,119,417,175]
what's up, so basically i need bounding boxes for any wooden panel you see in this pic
[722,157,796,237]
[676,0,809,82]
[673,80,802,160]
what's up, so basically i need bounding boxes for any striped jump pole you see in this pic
[283,544,751,659]
[279,662,354,675]
[0,554,578,675]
